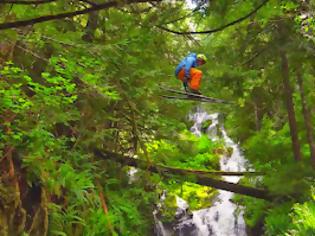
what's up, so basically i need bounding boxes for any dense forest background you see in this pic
[1,0,315,235]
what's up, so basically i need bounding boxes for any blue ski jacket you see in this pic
[175,53,198,78]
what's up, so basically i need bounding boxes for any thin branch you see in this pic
[78,0,98,6]
[157,0,270,35]
[240,47,267,66]
[40,35,83,47]
[15,44,49,61]
[0,0,161,30]
[161,4,201,25]
[119,6,153,14]
[0,0,55,4]
[96,180,115,235]
[129,3,153,13]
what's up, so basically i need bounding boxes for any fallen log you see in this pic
[94,149,273,201]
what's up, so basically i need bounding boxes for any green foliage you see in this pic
[0,63,33,114]
[106,191,152,235]
[244,118,292,166]
[145,132,221,170]
[159,193,178,223]
[264,203,293,236]
[242,197,267,229]
[174,182,217,210]
[288,200,315,235]
[201,119,212,131]
[197,134,213,153]
[1,0,315,235]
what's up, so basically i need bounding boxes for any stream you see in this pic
[154,108,247,236]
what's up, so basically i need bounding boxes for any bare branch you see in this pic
[157,0,270,35]
[0,0,161,30]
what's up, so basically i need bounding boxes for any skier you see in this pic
[175,53,207,94]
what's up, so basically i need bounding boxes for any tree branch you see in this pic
[161,3,201,26]
[0,0,161,30]
[0,0,55,4]
[78,0,98,7]
[95,180,115,234]
[157,0,270,35]
[240,47,267,66]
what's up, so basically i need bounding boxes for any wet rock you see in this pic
[201,119,212,133]
[174,219,198,236]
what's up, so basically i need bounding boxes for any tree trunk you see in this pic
[280,51,302,161]
[82,12,99,42]
[296,69,315,166]
[94,149,272,201]
[254,103,261,130]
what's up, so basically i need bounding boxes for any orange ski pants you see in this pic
[177,68,202,90]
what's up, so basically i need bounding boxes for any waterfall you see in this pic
[190,109,247,236]
[154,108,247,236]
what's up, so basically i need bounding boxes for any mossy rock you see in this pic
[159,194,178,223]
[158,184,219,224]
[204,156,220,170]
[175,182,218,211]
[201,119,212,133]
[186,120,195,129]
[213,147,225,155]
[225,147,234,157]
[213,146,233,157]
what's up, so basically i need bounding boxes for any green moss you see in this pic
[225,147,234,157]
[264,203,292,235]
[185,120,195,130]
[159,194,178,223]
[201,119,212,132]
[0,182,26,236]
[288,200,315,235]
[175,182,217,210]
[158,182,218,223]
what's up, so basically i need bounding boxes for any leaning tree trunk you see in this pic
[94,149,273,201]
[280,51,302,161]
[296,69,315,166]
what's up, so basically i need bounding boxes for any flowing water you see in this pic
[189,109,247,236]
[155,108,247,236]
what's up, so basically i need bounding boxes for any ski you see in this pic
[159,86,233,104]
[161,95,216,103]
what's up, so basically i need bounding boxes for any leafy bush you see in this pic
[285,189,315,236]
[264,203,292,236]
